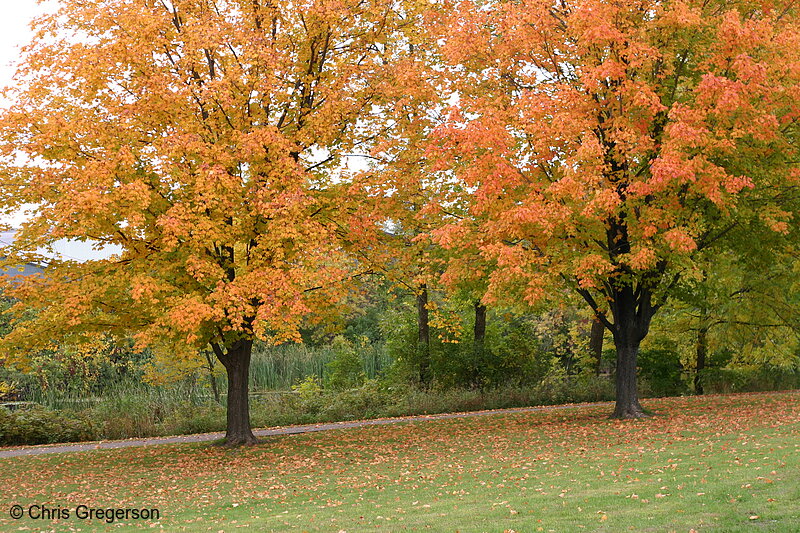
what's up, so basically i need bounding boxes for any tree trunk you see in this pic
[611,337,647,418]
[608,284,653,419]
[473,301,487,386]
[218,339,257,446]
[417,284,431,387]
[203,349,221,404]
[589,316,604,376]
[695,325,707,395]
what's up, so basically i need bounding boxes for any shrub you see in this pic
[700,366,800,394]
[0,405,96,445]
[319,380,390,420]
[325,336,366,390]
[523,366,612,405]
[0,374,614,445]
[161,402,226,435]
[380,305,557,390]
[291,375,326,414]
[637,346,688,397]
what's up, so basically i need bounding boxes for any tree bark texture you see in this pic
[695,325,708,395]
[612,338,646,418]
[473,301,487,386]
[609,284,653,419]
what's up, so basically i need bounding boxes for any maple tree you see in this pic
[0,0,418,444]
[430,0,800,417]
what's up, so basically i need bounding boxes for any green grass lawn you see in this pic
[1,391,799,532]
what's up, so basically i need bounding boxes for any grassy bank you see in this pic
[1,391,798,531]
[5,333,798,446]
[1,375,617,444]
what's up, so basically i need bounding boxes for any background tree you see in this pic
[430,0,800,417]
[0,0,415,444]
[347,35,448,387]
[661,244,800,394]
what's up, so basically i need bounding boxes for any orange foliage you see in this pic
[0,0,419,362]
[429,0,800,311]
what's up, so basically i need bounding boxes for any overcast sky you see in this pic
[0,4,46,219]
[0,5,39,229]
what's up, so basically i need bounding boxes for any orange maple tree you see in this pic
[430,0,800,417]
[0,0,417,444]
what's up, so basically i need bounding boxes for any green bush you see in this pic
[325,336,366,390]
[291,375,326,414]
[700,366,800,394]
[570,374,616,402]
[251,393,315,428]
[319,380,390,420]
[161,402,226,435]
[637,346,688,397]
[0,374,618,445]
[380,305,554,390]
[484,316,552,387]
[0,405,96,445]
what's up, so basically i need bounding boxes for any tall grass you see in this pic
[249,341,393,391]
[25,341,395,413]
[23,380,218,440]
[27,379,208,410]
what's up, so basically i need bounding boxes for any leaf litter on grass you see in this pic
[0,391,798,531]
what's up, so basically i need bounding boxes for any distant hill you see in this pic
[0,231,45,279]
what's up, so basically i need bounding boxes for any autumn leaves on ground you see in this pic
[1,391,798,532]
[0,0,798,530]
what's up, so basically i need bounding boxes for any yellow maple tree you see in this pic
[0,0,420,444]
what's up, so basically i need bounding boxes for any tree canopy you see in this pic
[0,0,420,444]
[427,0,800,416]
[0,0,798,439]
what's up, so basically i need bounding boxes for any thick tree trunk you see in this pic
[589,316,604,376]
[219,339,257,446]
[608,284,653,419]
[417,284,431,387]
[695,325,707,395]
[473,301,487,386]
[611,337,647,418]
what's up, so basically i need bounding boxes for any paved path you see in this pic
[0,401,613,459]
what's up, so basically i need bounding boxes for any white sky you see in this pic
[0,4,42,229]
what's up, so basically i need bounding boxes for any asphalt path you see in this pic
[0,401,614,459]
